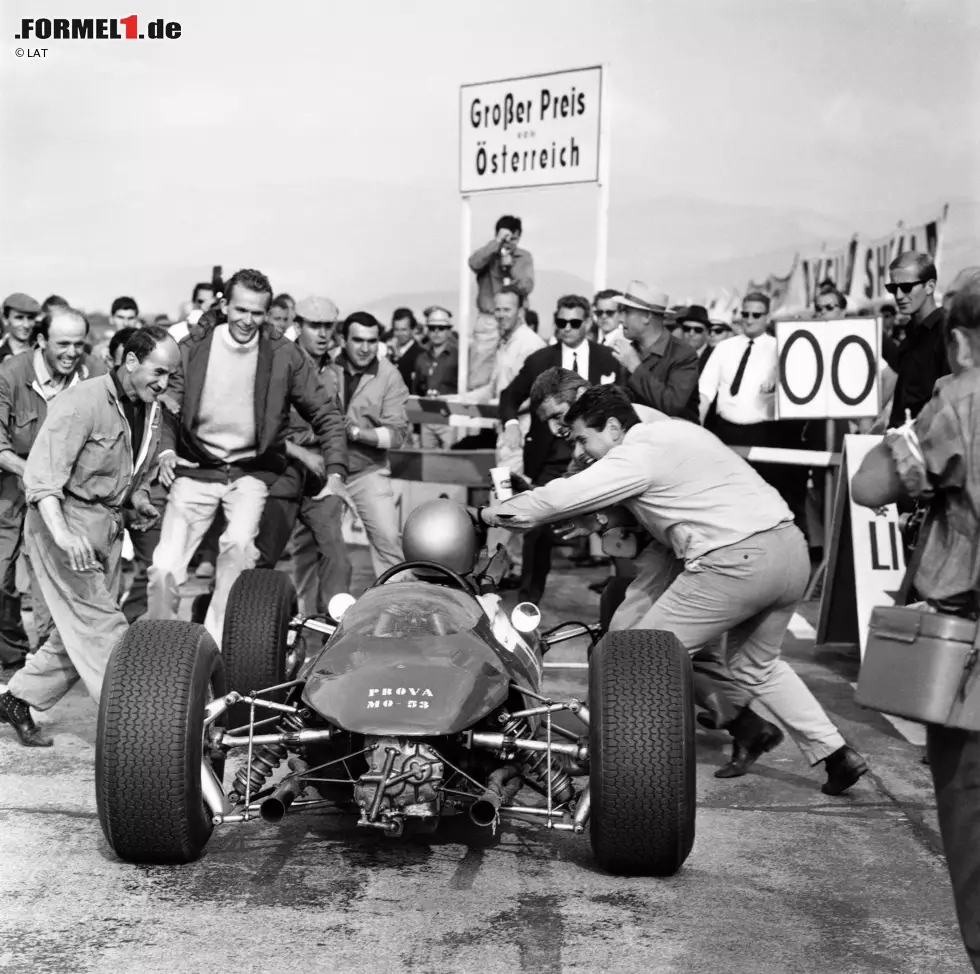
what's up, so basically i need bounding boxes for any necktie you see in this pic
[729,339,754,396]
[571,352,578,375]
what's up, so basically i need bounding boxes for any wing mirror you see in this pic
[511,601,541,634]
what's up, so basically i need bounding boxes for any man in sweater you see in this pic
[148,268,348,647]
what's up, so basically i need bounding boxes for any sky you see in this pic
[1,0,978,318]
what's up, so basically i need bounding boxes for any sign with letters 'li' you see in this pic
[459,66,603,194]
[776,318,881,420]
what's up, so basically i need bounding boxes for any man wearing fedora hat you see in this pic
[609,281,700,423]
[677,305,714,375]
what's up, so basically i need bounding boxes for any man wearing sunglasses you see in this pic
[497,295,620,604]
[593,288,623,346]
[677,305,714,375]
[413,307,459,450]
[885,252,949,429]
[699,292,806,529]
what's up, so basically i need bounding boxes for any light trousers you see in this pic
[346,468,404,578]
[147,475,268,649]
[612,524,845,765]
[9,502,127,711]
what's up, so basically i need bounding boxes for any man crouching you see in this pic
[481,384,867,795]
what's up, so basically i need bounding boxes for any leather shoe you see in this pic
[0,691,53,747]
[821,745,868,795]
[715,708,784,778]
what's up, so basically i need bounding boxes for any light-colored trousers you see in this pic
[611,524,845,765]
[147,475,268,649]
[346,468,404,578]
[420,424,456,450]
[278,494,351,616]
[9,502,127,711]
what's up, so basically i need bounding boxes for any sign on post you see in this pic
[816,435,906,657]
[776,319,881,420]
[459,66,603,194]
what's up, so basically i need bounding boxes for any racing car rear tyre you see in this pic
[589,629,696,876]
[222,569,296,728]
[96,620,226,865]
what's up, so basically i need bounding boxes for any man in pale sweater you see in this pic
[148,268,349,647]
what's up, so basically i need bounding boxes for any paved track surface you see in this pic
[0,553,970,974]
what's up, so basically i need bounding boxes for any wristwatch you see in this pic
[594,511,610,532]
[349,426,361,441]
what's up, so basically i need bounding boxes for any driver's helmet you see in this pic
[402,499,479,575]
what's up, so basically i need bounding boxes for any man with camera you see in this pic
[852,278,980,972]
[467,216,535,390]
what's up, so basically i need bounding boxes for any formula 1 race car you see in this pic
[95,500,696,876]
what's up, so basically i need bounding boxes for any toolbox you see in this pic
[857,606,980,731]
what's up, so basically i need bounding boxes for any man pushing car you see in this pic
[481,384,868,795]
[0,327,179,747]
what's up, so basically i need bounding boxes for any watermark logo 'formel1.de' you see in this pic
[15,16,182,41]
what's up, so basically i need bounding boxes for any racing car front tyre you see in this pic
[589,629,696,876]
[222,569,296,727]
[96,621,226,865]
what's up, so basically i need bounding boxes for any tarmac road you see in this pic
[0,553,970,974]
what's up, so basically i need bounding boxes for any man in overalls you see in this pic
[0,306,105,666]
[0,327,179,747]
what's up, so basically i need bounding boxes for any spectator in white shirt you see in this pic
[698,291,807,531]
[482,385,868,794]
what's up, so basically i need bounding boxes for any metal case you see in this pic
[857,606,980,730]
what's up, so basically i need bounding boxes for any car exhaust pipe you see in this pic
[469,765,522,827]
[260,757,309,823]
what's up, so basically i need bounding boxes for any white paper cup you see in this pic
[490,466,514,502]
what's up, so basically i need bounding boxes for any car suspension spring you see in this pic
[501,715,574,805]
[231,709,307,803]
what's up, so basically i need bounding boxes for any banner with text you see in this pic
[459,66,603,194]
[797,237,859,311]
[848,210,946,307]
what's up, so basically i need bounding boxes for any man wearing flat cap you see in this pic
[608,281,700,422]
[0,294,41,365]
[413,306,459,450]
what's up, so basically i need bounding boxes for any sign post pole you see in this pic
[457,195,472,395]
[593,63,611,294]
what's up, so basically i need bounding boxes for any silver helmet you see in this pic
[402,499,479,575]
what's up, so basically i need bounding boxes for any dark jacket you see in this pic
[412,343,459,398]
[696,343,714,376]
[161,328,348,486]
[625,329,699,422]
[390,340,426,390]
[887,307,950,428]
[499,341,621,484]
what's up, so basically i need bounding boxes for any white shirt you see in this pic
[560,340,590,381]
[698,332,777,425]
[599,325,624,347]
[494,421,792,563]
